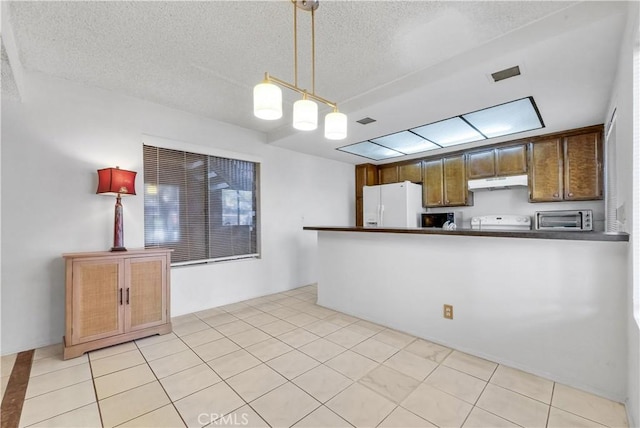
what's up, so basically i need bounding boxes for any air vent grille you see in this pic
[356,117,376,125]
[491,66,521,82]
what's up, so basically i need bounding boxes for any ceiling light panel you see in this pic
[462,97,543,138]
[370,131,440,154]
[411,117,485,147]
[338,141,404,161]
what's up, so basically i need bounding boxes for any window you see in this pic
[143,145,259,265]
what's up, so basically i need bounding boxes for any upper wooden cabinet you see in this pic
[398,161,423,183]
[355,163,378,198]
[423,159,444,207]
[564,132,603,200]
[529,138,563,201]
[529,130,602,202]
[378,164,399,184]
[422,155,470,207]
[443,155,469,206]
[467,149,495,179]
[496,145,528,176]
[355,164,378,226]
[467,144,527,179]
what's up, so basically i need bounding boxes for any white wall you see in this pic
[605,1,640,425]
[317,231,628,401]
[0,72,353,355]
[427,188,605,231]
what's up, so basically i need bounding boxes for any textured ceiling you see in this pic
[3,1,630,164]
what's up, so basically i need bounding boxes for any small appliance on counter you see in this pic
[471,215,531,231]
[421,212,462,229]
[534,209,593,231]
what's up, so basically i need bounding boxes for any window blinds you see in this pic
[143,145,259,265]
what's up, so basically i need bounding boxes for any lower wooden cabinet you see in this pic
[63,248,172,359]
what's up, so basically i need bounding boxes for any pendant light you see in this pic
[253,79,282,120]
[253,1,347,140]
[293,94,318,131]
[324,109,348,140]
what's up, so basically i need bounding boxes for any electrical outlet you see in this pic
[443,304,453,319]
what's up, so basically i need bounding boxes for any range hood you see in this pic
[468,174,528,191]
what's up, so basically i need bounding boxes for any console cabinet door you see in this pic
[529,139,563,202]
[126,256,168,331]
[70,259,125,344]
[443,155,468,206]
[423,159,444,207]
[564,132,603,200]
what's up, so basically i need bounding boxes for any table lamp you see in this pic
[96,166,137,251]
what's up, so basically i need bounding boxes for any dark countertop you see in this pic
[303,226,629,242]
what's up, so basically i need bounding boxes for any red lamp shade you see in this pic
[96,167,137,195]
[97,167,137,252]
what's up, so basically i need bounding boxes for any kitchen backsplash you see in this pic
[425,187,605,231]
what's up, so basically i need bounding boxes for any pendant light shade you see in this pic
[324,111,348,140]
[253,82,282,120]
[293,98,318,131]
[254,2,346,139]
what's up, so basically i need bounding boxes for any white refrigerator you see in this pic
[363,181,423,228]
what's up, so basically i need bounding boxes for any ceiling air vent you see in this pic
[356,117,376,125]
[491,65,521,82]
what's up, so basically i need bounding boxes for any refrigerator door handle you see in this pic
[379,204,384,227]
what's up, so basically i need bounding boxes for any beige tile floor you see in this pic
[1,284,629,428]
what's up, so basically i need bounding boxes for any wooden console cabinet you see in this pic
[63,248,172,359]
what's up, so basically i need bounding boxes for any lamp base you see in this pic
[111,246,127,252]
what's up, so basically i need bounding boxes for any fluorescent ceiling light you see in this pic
[370,131,440,154]
[462,98,543,138]
[411,117,484,147]
[338,142,404,161]
[338,96,544,161]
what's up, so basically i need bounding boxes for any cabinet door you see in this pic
[378,165,399,184]
[71,259,125,344]
[398,161,422,183]
[423,159,444,207]
[467,149,495,179]
[564,132,603,200]
[529,139,563,202]
[125,256,168,331]
[355,197,364,227]
[355,164,377,198]
[496,145,527,176]
[443,155,468,206]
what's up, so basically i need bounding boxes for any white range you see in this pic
[470,215,531,231]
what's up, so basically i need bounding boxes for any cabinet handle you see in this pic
[119,288,123,305]
[568,192,574,197]
[445,200,449,204]
[126,288,130,305]
[553,193,559,198]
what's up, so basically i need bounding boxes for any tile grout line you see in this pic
[87,355,106,428]
[0,349,34,428]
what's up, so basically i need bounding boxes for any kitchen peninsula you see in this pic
[304,226,630,403]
